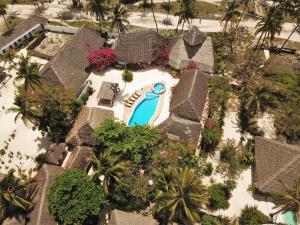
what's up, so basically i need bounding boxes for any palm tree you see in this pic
[175,0,197,33]
[86,0,108,32]
[109,4,129,34]
[0,170,34,223]
[150,0,158,33]
[244,85,270,116]
[91,150,129,194]
[271,180,300,222]
[221,1,240,34]
[8,94,38,126]
[235,0,251,32]
[0,0,9,29]
[154,167,208,224]
[3,49,16,69]
[15,55,41,91]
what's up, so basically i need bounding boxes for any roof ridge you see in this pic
[260,154,300,191]
[36,165,49,225]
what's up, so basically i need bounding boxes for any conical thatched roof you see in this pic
[183,27,206,46]
[109,210,159,225]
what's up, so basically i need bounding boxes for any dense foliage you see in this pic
[48,169,106,225]
[87,48,117,71]
[207,181,235,211]
[239,205,270,225]
[93,119,161,164]
[122,69,133,82]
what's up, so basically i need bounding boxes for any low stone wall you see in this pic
[27,49,52,60]
[45,24,79,34]
[27,32,46,50]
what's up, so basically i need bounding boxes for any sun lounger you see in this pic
[125,102,132,107]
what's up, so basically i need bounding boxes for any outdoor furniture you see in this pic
[97,81,120,106]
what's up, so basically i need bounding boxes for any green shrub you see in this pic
[207,181,235,211]
[220,141,236,162]
[203,162,213,176]
[48,169,106,225]
[239,205,270,225]
[122,70,133,82]
[201,126,222,151]
[201,214,229,225]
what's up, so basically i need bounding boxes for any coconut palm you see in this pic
[109,4,129,34]
[221,1,240,33]
[271,180,300,222]
[0,170,34,223]
[91,150,129,194]
[235,0,251,31]
[0,0,9,29]
[150,0,158,33]
[244,86,270,116]
[86,0,108,32]
[3,49,16,69]
[15,55,41,91]
[154,167,208,224]
[175,0,197,33]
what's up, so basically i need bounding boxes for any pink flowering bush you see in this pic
[87,48,117,71]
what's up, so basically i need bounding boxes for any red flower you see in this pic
[87,48,117,72]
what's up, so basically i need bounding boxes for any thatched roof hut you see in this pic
[26,164,64,225]
[44,143,67,166]
[170,69,210,122]
[159,114,202,147]
[108,210,159,225]
[2,216,26,225]
[254,137,300,194]
[66,107,114,147]
[114,30,166,64]
[40,27,105,93]
[168,28,214,73]
[65,146,92,171]
[0,17,47,54]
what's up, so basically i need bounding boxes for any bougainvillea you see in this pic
[87,48,117,71]
[186,61,198,70]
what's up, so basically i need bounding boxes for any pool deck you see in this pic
[123,82,166,125]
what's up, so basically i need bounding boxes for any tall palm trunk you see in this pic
[167,0,170,19]
[176,17,180,33]
[150,0,158,33]
[246,31,265,69]
[2,15,9,29]
[181,20,185,33]
[235,2,248,32]
[280,23,299,51]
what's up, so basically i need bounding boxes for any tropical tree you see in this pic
[0,170,34,223]
[15,55,42,91]
[221,1,240,33]
[271,180,300,222]
[0,0,9,29]
[175,0,197,33]
[91,150,129,194]
[109,3,129,34]
[150,0,158,33]
[235,0,251,31]
[154,167,208,224]
[86,0,108,32]
[243,85,271,116]
[3,49,16,69]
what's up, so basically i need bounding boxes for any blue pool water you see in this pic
[128,83,165,127]
[284,211,298,225]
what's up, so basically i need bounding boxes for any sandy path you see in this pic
[133,0,221,5]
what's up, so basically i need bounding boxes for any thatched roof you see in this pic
[183,27,206,46]
[40,27,105,92]
[159,114,202,147]
[26,164,64,225]
[109,210,159,225]
[65,146,91,171]
[66,107,114,146]
[44,143,66,166]
[0,17,47,50]
[170,69,210,122]
[114,30,166,63]
[254,137,300,194]
[168,34,214,73]
[2,216,25,225]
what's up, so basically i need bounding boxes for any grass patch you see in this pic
[48,20,66,26]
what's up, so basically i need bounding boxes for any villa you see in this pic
[254,137,300,194]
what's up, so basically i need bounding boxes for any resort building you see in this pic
[26,164,65,225]
[108,209,159,225]
[168,27,215,74]
[159,69,211,148]
[0,17,47,55]
[65,106,114,147]
[40,27,105,94]
[254,137,300,194]
[44,143,67,166]
[113,30,166,64]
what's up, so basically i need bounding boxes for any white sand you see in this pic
[86,68,179,125]
[257,113,276,139]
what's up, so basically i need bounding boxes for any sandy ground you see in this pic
[257,113,276,139]
[202,95,283,221]
[0,50,49,175]
[133,0,221,5]
[86,68,179,125]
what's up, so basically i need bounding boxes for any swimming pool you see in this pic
[128,83,165,127]
[284,211,298,225]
